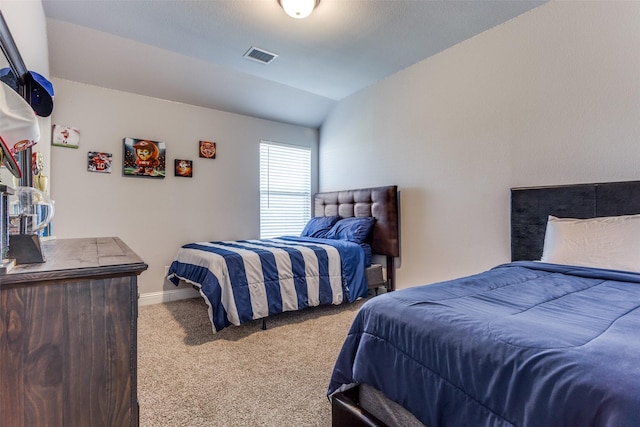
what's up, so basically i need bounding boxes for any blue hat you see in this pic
[0,68,54,117]
[27,71,54,117]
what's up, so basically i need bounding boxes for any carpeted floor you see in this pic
[137,297,367,426]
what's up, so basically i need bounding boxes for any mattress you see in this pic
[328,261,640,427]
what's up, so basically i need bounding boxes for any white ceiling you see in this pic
[42,0,545,128]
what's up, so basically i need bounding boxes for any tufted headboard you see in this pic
[313,185,400,290]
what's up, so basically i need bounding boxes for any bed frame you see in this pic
[331,179,640,427]
[314,185,400,292]
[183,185,400,332]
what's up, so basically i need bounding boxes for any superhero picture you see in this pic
[87,151,112,173]
[174,159,193,177]
[122,137,166,178]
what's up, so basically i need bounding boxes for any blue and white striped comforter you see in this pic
[167,236,368,333]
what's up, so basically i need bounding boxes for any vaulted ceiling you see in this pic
[42,0,545,128]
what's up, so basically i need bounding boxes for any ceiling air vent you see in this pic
[243,46,278,64]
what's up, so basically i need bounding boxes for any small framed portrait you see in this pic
[199,140,216,159]
[88,151,112,173]
[52,124,80,148]
[123,137,166,178]
[174,159,193,177]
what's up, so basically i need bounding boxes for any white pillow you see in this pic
[541,214,640,272]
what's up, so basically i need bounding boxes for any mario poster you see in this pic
[123,137,166,178]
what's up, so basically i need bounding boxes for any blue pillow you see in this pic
[325,217,376,244]
[300,216,341,239]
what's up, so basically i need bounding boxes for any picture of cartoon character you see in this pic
[199,140,216,159]
[122,137,166,178]
[133,140,161,175]
[175,159,193,177]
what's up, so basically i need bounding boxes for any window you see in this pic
[260,141,311,238]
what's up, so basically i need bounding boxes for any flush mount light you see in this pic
[278,0,320,19]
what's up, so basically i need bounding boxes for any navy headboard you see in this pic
[511,180,640,261]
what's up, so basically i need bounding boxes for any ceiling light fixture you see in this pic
[278,0,320,19]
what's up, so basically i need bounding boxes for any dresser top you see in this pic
[1,237,148,285]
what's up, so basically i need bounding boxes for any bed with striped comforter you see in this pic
[167,236,369,333]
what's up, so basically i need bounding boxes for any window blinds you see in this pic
[259,141,311,238]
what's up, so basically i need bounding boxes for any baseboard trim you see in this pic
[138,287,200,306]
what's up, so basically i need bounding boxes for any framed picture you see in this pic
[52,124,80,148]
[199,140,216,159]
[87,151,112,173]
[123,137,166,178]
[174,159,193,177]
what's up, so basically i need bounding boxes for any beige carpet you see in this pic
[138,297,367,426]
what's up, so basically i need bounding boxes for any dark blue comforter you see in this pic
[328,262,640,427]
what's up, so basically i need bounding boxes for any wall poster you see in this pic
[123,137,166,178]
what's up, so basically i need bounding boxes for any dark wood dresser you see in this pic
[0,237,148,427]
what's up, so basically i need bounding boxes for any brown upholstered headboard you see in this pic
[313,185,400,291]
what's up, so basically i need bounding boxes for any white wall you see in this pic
[320,2,640,289]
[49,79,318,299]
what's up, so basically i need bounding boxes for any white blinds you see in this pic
[259,141,311,238]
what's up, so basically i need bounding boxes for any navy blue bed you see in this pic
[328,180,640,427]
[328,261,640,426]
